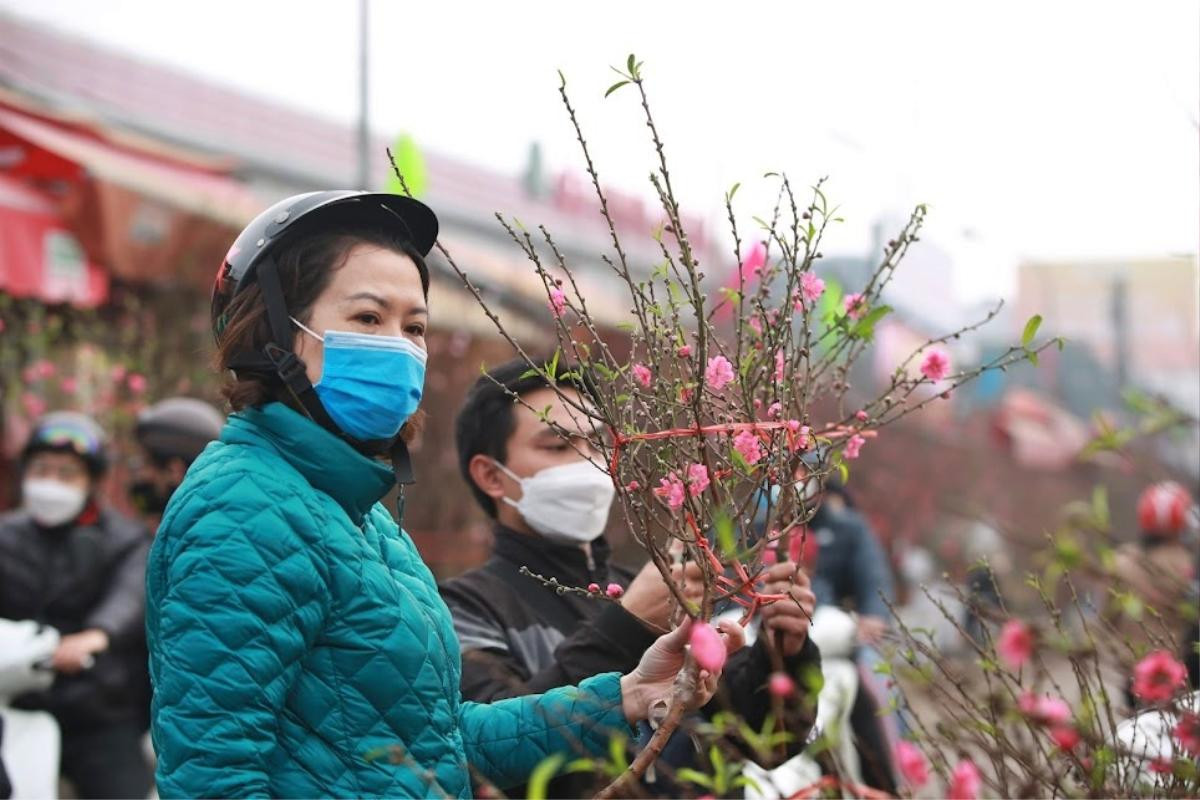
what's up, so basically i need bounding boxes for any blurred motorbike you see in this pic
[0,619,62,800]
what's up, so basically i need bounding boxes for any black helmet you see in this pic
[211,191,438,340]
[136,397,225,466]
[22,411,109,476]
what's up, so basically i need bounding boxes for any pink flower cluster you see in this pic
[733,430,763,464]
[844,292,867,320]
[689,622,727,672]
[686,463,710,496]
[844,434,866,460]
[947,759,982,800]
[894,740,929,790]
[655,473,686,510]
[799,272,825,307]
[705,355,735,391]
[1132,650,1188,703]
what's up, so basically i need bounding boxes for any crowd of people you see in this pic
[1,190,1196,799]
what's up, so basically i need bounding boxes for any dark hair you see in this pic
[214,221,427,412]
[454,357,593,517]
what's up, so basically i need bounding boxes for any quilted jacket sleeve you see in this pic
[458,672,632,789]
[149,473,332,800]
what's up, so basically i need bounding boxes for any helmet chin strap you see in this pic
[232,256,416,519]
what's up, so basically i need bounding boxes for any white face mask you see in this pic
[494,460,616,545]
[23,478,88,527]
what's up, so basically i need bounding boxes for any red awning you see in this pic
[0,174,107,307]
[0,92,261,288]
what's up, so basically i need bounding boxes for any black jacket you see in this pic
[0,504,150,730]
[809,504,895,620]
[441,526,820,796]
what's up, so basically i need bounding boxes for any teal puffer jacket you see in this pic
[146,403,629,798]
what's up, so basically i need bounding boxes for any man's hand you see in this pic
[619,618,745,723]
[758,561,817,657]
[52,628,109,674]
[621,559,705,631]
[856,615,888,645]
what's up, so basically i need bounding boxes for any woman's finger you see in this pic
[715,618,746,654]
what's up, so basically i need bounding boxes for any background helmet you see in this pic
[211,190,438,342]
[135,397,226,466]
[21,411,109,476]
[1137,481,1193,537]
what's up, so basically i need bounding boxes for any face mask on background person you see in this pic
[493,460,616,545]
[23,478,88,527]
[129,480,175,515]
[292,318,426,441]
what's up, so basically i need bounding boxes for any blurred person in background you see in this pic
[0,412,152,799]
[443,358,820,798]
[791,457,900,794]
[1114,481,1199,706]
[129,397,225,531]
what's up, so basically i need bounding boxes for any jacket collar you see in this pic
[491,523,611,585]
[223,402,394,524]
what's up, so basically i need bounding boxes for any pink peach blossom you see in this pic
[1050,725,1081,751]
[548,287,567,318]
[895,740,929,789]
[689,623,727,672]
[587,583,600,593]
[21,392,46,418]
[632,363,652,389]
[1018,692,1071,726]
[767,401,783,419]
[605,583,624,599]
[625,481,640,491]
[1132,650,1188,703]
[655,473,687,511]
[705,356,735,391]
[844,434,866,460]
[855,410,869,422]
[733,430,764,465]
[748,314,763,336]
[1174,712,1200,755]
[997,619,1034,669]
[768,672,796,698]
[686,463,710,497]
[110,364,127,382]
[920,348,951,381]
[844,292,867,320]
[774,349,785,382]
[677,344,692,358]
[127,373,148,394]
[947,759,982,800]
[800,272,826,306]
[60,377,79,395]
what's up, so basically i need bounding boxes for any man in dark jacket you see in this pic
[0,412,152,799]
[441,359,821,797]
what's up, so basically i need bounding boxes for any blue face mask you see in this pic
[291,317,427,441]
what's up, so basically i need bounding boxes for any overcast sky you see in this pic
[3,0,1197,303]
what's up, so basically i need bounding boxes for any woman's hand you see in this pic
[619,617,745,724]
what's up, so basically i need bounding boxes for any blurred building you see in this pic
[1014,255,1200,418]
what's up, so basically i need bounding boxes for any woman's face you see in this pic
[294,243,428,386]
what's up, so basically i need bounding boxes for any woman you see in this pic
[145,191,740,799]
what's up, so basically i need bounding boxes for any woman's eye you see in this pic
[406,324,426,336]
[355,313,380,326]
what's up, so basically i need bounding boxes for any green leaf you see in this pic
[1092,484,1110,528]
[563,758,596,775]
[604,80,630,98]
[519,368,540,380]
[1027,350,1039,367]
[851,304,893,340]
[608,732,629,772]
[525,753,564,800]
[1056,336,1066,351]
[1021,314,1043,347]
[627,53,636,74]
[728,182,741,201]
[715,513,736,558]
[675,768,714,789]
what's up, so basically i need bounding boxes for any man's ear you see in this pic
[468,454,507,503]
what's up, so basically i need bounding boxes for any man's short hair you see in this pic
[454,356,593,517]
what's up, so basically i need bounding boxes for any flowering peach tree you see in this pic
[392,57,1059,797]
[886,396,1199,799]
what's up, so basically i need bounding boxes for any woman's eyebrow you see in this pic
[343,291,391,308]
